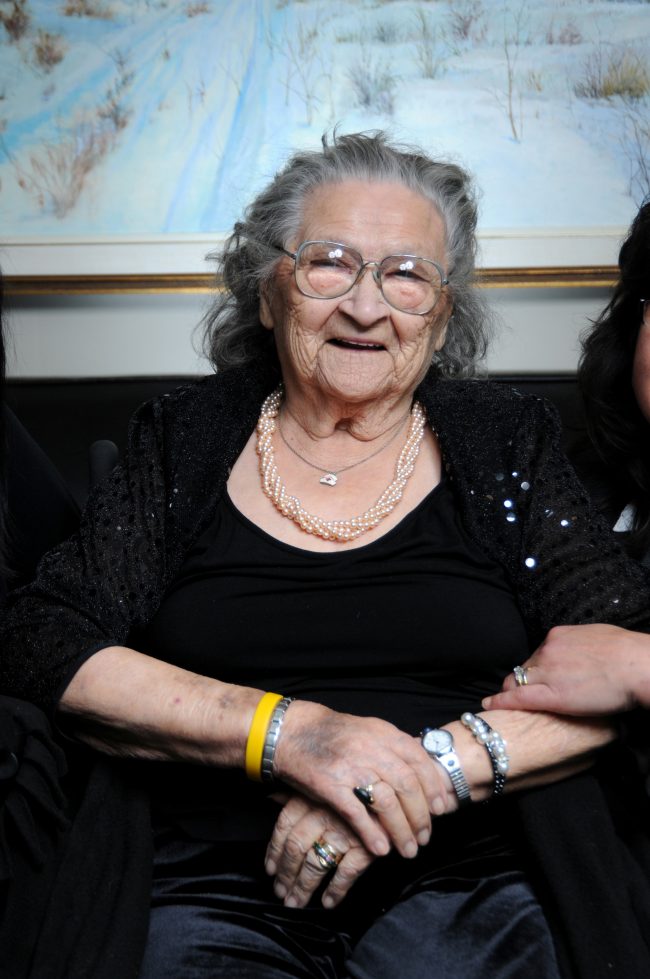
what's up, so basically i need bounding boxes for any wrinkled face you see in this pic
[259,180,451,407]
[633,300,650,423]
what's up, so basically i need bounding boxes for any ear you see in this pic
[433,297,453,352]
[259,289,275,332]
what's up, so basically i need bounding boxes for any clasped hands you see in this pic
[263,701,457,910]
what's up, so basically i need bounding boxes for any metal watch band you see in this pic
[436,753,472,807]
[260,696,294,783]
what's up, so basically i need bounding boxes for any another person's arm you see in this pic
[483,624,650,714]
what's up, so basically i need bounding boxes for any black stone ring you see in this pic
[353,784,375,808]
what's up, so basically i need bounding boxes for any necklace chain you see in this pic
[277,410,409,486]
[256,386,426,542]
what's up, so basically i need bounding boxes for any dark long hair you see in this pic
[0,271,8,578]
[578,200,650,558]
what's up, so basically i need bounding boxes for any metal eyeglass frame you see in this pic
[277,240,449,316]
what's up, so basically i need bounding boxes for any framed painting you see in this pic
[2,0,649,293]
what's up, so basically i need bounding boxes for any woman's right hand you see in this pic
[265,792,378,909]
[61,648,447,860]
[274,700,450,859]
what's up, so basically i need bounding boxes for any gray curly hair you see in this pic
[203,131,492,377]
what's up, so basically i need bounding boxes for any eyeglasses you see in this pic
[278,240,448,316]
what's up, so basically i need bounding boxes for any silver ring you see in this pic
[312,839,340,872]
[513,665,529,686]
[353,783,375,808]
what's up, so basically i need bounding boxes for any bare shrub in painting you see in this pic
[490,5,527,141]
[414,8,445,80]
[575,46,650,101]
[61,0,114,19]
[546,21,582,46]
[33,30,67,72]
[373,20,401,44]
[10,52,134,217]
[0,0,30,41]
[268,19,329,126]
[15,120,112,218]
[348,50,396,115]
[448,0,486,44]
[97,48,134,131]
[185,1,210,16]
[623,102,650,201]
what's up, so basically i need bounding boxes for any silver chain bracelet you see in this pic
[261,697,295,783]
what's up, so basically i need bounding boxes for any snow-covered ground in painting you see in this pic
[1,0,649,236]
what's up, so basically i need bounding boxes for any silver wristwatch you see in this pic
[420,727,471,807]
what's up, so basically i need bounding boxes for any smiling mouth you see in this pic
[328,338,385,351]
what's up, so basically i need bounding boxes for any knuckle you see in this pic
[275,808,295,834]
[303,859,326,882]
[394,769,420,796]
[284,835,308,862]
[335,862,360,885]
[292,876,314,897]
[376,789,399,814]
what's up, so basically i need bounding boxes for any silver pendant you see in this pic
[320,472,338,487]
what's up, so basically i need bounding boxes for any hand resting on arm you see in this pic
[483,624,650,715]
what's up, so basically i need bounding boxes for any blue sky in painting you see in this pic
[1,0,649,236]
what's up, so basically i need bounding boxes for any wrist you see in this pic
[444,720,496,802]
[420,725,472,807]
[244,692,296,782]
[270,699,332,782]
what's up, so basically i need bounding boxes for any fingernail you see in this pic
[265,860,276,876]
[417,830,430,846]
[404,840,417,858]
[322,895,335,909]
[274,882,286,899]
[482,697,492,708]
[285,894,298,908]
[374,838,390,856]
[431,796,445,816]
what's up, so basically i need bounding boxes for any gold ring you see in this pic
[312,839,341,871]
[514,665,529,686]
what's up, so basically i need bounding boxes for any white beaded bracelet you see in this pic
[460,712,509,797]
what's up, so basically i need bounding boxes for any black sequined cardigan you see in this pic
[1,365,650,977]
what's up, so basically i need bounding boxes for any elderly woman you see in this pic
[487,202,650,718]
[2,133,650,979]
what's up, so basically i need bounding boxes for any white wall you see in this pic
[4,285,611,378]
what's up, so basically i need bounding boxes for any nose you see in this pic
[338,263,387,325]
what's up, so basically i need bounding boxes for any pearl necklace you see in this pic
[256,386,427,542]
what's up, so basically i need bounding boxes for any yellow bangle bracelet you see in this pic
[245,692,283,781]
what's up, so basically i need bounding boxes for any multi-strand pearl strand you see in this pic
[256,386,427,543]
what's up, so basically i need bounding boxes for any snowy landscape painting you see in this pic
[1,0,649,273]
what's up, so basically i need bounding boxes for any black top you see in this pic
[141,479,529,725]
[139,478,529,839]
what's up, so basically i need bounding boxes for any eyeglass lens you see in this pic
[294,242,443,314]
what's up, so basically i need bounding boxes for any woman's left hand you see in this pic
[265,793,379,909]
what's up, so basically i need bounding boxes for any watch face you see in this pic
[422,728,453,755]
